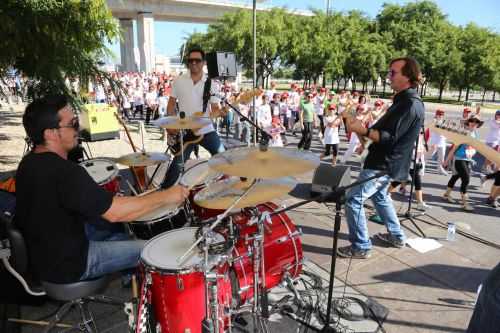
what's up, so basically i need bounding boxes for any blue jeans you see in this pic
[161,131,225,189]
[80,222,146,280]
[467,262,500,333]
[345,169,405,251]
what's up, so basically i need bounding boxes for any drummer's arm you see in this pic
[102,185,189,223]
[166,96,177,116]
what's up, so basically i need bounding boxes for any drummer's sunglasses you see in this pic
[57,117,80,130]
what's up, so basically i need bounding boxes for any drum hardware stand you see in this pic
[177,180,257,265]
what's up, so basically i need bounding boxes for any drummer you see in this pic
[160,47,225,189]
[14,95,189,284]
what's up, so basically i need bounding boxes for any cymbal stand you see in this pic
[177,179,257,264]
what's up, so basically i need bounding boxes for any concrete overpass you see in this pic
[106,0,312,72]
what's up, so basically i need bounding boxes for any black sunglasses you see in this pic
[187,58,203,64]
[57,117,79,130]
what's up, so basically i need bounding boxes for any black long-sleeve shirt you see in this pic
[364,88,425,182]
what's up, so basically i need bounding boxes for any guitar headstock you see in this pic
[429,119,473,146]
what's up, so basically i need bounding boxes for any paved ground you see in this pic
[1,102,499,333]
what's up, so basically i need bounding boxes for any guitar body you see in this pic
[168,130,204,156]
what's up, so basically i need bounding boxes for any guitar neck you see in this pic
[430,124,500,165]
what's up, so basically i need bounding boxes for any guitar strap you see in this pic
[202,77,212,114]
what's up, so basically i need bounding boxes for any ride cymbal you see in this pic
[208,147,320,179]
[154,115,212,130]
[194,177,296,210]
[117,152,169,167]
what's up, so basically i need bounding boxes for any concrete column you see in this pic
[119,19,135,72]
[137,12,155,73]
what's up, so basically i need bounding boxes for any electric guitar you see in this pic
[429,121,500,165]
[168,89,263,156]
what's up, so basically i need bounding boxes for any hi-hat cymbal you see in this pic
[208,147,320,179]
[153,115,212,130]
[194,177,296,210]
[117,152,169,167]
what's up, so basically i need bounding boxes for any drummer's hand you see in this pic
[165,185,189,204]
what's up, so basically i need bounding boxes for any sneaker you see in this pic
[438,166,449,176]
[374,232,405,248]
[443,193,455,203]
[486,197,498,208]
[479,174,487,188]
[462,201,474,212]
[337,245,372,259]
[416,202,430,211]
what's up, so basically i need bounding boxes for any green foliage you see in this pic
[0,0,119,100]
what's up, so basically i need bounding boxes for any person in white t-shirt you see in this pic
[160,48,224,189]
[482,110,500,173]
[321,104,342,165]
[428,109,449,175]
[144,85,158,124]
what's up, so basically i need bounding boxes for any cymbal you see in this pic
[153,115,212,130]
[194,177,296,210]
[117,152,170,167]
[208,147,320,179]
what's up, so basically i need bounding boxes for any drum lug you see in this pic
[238,285,251,295]
[276,230,301,244]
[176,276,184,291]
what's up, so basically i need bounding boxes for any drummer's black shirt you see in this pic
[14,152,113,283]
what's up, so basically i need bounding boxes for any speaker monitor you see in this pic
[311,164,352,196]
[206,52,237,79]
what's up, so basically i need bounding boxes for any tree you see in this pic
[0,0,119,99]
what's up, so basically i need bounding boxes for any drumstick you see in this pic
[125,179,139,196]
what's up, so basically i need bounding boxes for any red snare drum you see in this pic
[141,228,232,333]
[80,158,121,194]
[180,159,225,221]
[231,202,303,305]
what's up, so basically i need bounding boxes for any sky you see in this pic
[108,0,500,62]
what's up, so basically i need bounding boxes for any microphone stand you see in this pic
[219,95,272,150]
[273,172,386,332]
[398,125,426,238]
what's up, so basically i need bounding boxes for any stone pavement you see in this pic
[1,103,499,332]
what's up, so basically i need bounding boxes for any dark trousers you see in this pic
[317,115,325,135]
[448,160,471,194]
[467,262,500,333]
[161,131,224,189]
[298,122,313,150]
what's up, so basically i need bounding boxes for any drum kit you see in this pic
[81,113,321,333]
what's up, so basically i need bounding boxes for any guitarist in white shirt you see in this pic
[160,47,225,189]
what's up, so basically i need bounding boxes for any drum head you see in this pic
[79,158,118,185]
[141,227,218,272]
[146,162,169,189]
[180,159,222,188]
[135,202,180,223]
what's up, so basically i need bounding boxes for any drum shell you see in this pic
[231,202,303,305]
[129,207,188,240]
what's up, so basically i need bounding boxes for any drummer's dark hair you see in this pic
[23,95,69,145]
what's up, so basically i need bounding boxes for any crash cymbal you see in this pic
[194,177,296,210]
[117,152,169,167]
[208,147,320,179]
[153,115,212,130]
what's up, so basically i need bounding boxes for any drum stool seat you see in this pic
[2,213,122,333]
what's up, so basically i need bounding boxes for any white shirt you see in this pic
[323,116,340,144]
[257,104,272,128]
[145,91,158,106]
[485,119,500,146]
[171,72,220,135]
[314,95,325,116]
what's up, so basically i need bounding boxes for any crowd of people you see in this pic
[84,66,500,213]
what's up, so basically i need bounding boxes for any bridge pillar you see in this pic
[137,12,155,73]
[119,19,136,72]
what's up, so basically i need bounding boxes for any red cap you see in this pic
[328,104,337,110]
[463,107,471,113]
[320,87,326,92]
[435,109,445,115]
[374,100,383,106]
